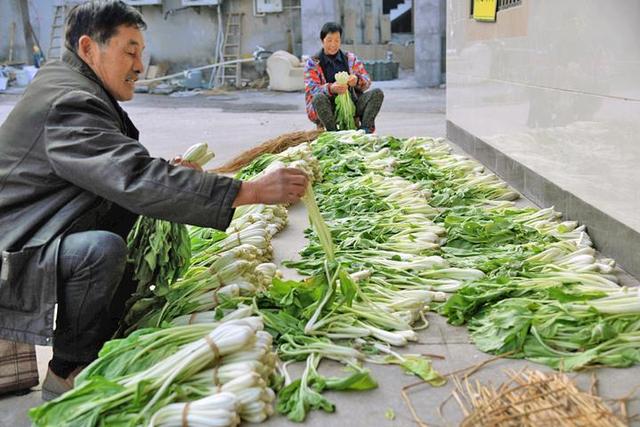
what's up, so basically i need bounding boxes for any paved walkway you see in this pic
[1,76,638,427]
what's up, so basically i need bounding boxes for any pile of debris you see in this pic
[0,65,39,93]
[453,369,627,427]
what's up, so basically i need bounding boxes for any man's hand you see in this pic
[330,83,348,95]
[171,156,203,171]
[347,74,358,87]
[233,168,309,207]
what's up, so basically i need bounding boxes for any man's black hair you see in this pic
[65,1,147,52]
[320,22,343,40]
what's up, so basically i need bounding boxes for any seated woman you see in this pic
[304,22,384,133]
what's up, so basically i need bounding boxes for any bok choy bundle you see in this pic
[333,72,356,131]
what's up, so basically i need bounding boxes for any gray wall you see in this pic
[1,0,444,80]
[414,0,445,87]
[1,0,302,70]
[0,0,55,64]
[300,0,387,56]
[446,0,640,277]
[300,0,337,56]
[300,0,445,82]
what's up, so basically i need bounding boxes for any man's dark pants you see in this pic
[312,88,384,131]
[51,230,134,372]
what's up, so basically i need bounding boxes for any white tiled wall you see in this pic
[446,0,640,231]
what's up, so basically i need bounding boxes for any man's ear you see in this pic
[77,35,95,65]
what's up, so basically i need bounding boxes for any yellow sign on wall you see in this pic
[473,0,497,22]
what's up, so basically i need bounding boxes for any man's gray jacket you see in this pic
[0,51,241,345]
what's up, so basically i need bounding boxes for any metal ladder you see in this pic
[47,3,68,61]
[220,12,243,88]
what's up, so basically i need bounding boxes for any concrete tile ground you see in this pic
[1,75,639,426]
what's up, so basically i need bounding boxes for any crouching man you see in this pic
[0,0,308,400]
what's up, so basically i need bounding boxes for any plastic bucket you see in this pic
[15,70,30,86]
[183,69,203,89]
[23,66,38,82]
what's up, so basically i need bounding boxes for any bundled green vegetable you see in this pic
[126,219,191,297]
[29,318,263,426]
[127,142,216,296]
[333,71,356,130]
[122,143,216,334]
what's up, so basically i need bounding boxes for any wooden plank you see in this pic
[18,0,35,65]
[8,22,16,63]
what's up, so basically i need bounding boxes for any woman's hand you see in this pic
[347,74,358,87]
[330,82,348,95]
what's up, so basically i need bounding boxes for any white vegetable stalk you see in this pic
[182,329,277,424]
[571,288,640,314]
[114,315,276,425]
[364,324,407,346]
[253,262,280,288]
[195,244,261,270]
[148,392,239,427]
[190,284,241,311]
[182,142,216,167]
[171,305,253,326]
[123,318,262,388]
[229,204,288,235]
[67,319,264,425]
[387,257,447,271]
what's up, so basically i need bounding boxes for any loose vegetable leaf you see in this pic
[385,355,446,386]
[385,408,396,420]
[276,378,335,422]
[401,356,447,386]
[321,369,378,391]
[269,276,325,316]
[337,268,358,307]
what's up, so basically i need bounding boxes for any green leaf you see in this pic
[547,287,607,303]
[322,369,378,391]
[29,377,125,426]
[276,378,335,422]
[337,268,358,307]
[269,275,327,319]
[387,356,447,386]
[260,310,304,337]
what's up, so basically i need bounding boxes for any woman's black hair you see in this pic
[320,22,343,40]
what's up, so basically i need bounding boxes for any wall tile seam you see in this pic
[445,72,640,103]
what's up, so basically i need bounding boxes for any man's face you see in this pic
[322,32,341,56]
[85,25,145,102]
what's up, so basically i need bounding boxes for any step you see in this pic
[390,0,412,22]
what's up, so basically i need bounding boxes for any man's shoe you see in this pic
[41,366,83,401]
